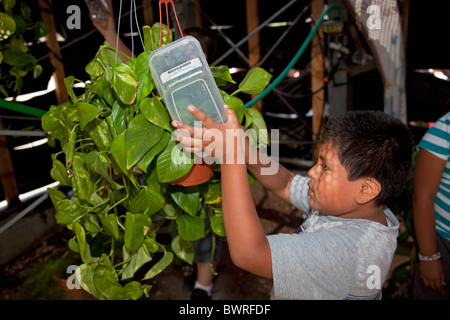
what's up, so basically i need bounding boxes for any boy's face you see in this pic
[307,141,363,217]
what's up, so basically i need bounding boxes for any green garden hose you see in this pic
[0,98,46,118]
[244,3,339,108]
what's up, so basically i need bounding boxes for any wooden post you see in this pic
[311,0,325,161]
[142,0,154,27]
[38,0,68,104]
[0,119,19,209]
[246,0,262,112]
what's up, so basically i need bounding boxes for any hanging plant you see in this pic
[0,0,47,96]
[41,23,272,300]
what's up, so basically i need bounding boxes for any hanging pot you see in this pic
[169,159,214,187]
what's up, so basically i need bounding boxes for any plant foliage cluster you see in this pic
[41,23,272,300]
[0,0,47,96]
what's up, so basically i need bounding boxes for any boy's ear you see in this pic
[356,178,381,205]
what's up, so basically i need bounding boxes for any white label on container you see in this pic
[160,58,202,83]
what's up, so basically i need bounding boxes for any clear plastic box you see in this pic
[148,36,227,126]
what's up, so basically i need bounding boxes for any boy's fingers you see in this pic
[187,105,217,128]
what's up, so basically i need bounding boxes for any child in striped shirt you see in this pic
[413,111,450,299]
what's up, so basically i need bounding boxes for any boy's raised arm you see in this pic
[245,135,295,204]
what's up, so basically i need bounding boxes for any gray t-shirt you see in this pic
[267,175,400,299]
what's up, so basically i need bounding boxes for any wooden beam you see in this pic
[142,0,154,27]
[246,0,262,111]
[38,0,68,104]
[0,118,19,209]
[311,0,325,161]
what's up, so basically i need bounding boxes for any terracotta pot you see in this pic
[56,278,95,300]
[169,161,214,187]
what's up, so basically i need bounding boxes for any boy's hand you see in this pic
[172,105,245,164]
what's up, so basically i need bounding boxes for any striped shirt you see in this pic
[418,112,450,240]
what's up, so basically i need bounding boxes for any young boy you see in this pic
[172,106,413,299]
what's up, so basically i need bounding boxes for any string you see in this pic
[115,0,123,63]
[130,0,134,58]
[133,0,145,50]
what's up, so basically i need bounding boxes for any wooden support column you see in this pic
[0,119,19,209]
[38,0,68,104]
[246,0,262,112]
[142,0,154,26]
[311,0,325,161]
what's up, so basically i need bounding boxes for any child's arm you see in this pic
[172,106,274,278]
[413,148,446,293]
[245,135,295,203]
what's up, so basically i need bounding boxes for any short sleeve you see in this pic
[418,112,450,161]
[267,228,354,299]
[289,175,311,214]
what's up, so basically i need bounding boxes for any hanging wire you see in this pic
[130,0,134,57]
[133,0,145,50]
[116,0,123,62]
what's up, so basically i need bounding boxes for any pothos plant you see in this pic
[41,23,272,300]
[0,0,47,96]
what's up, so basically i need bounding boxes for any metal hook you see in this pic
[159,0,184,47]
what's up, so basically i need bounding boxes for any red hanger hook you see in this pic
[159,0,184,47]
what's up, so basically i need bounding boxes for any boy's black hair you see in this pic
[322,110,413,206]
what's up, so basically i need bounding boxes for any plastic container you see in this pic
[148,36,227,126]
[84,0,109,26]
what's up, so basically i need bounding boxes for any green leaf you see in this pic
[99,213,120,240]
[211,65,236,86]
[142,25,153,51]
[134,51,154,102]
[64,76,78,105]
[204,182,222,204]
[124,281,144,300]
[156,139,194,183]
[48,188,86,226]
[124,212,152,252]
[210,213,226,237]
[3,0,16,12]
[50,154,71,186]
[72,154,93,201]
[142,247,173,280]
[75,263,104,300]
[235,67,272,95]
[122,245,152,281]
[85,58,104,77]
[151,23,172,49]
[77,102,102,129]
[220,89,245,123]
[33,64,43,79]
[125,114,164,169]
[171,235,194,264]
[111,63,138,105]
[144,237,160,253]
[82,151,123,190]
[85,119,111,152]
[110,132,139,187]
[171,189,199,217]
[73,222,92,263]
[244,107,269,146]
[0,12,16,41]
[128,185,165,216]
[84,216,102,233]
[140,96,172,132]
[93,265,125,300]
[34,20,49,39]
[177,215,205,241]
[41,104,69,140]
[137,131,170,172]
[2,46,36,68]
